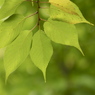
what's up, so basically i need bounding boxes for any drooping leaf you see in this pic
[4,30,32,80]
[30,30,53,81]
[44,19,83,55]
[49,0,93,25]
[0,14,25,48]
[0,0,24,21]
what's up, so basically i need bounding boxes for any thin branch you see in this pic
[25,11,38,19]
[25,0,50,30]
[30,23,38,31]
[18,11,38,25]
[40,18,53,25]
[13,11,38,30]
[40,18,47,22]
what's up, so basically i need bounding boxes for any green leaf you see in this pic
[49,0,93,25]
[0,0,24,21]
[0,14,25,48]
[15,1,33,16]
[4,30,32,80]
[0,0,4,8]
[0,21,2,25]
[15,1,38,30]
[49,0,70,7]
[30,30,53,82]
[44,20,83,55]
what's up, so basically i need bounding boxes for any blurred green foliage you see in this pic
[0,0,95,95]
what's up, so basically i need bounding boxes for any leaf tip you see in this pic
[77,46,84,56]
[86,21,94,26]
[43,70,47,83]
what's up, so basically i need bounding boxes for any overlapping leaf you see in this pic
[44,19,83,55]
[0,0,24,21]
[4,30,32,80]
[49,0,92,25]
[30,30,53,81]
[0,0,92,82]
[0,14,25,48]
[15,1,38,30]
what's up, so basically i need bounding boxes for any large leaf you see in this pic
[0,0,24,21]
[0,14,25,48]
[4,30,32,80]
[44,20,83,55]
[49,0,92,25]
[30,30,53,81]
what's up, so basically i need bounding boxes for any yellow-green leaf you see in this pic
[0,0,24,21]
[0,14,25,48]
[0,0,5,8]
[49,0,93,25]
[44,20,83,55]
[4,30,32,80]
[30,30,53,82]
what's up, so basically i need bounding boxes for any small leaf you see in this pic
[30,30,53,81]
[49,0,93,25]
[4,30,32,80]
[0,0,24,21]
[0,14,25,48]
[44,20,83,55]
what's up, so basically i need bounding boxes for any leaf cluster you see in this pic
[0,0,93,81]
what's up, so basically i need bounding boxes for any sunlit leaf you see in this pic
[30,30,53,81]
[0,0,92,82]
[49,0,93,25]
[44,19,83,55]
[0,0,5,8]
[15,1,38,30]
[0,0,24,21]
[4,30,32,80]
[49,0,70,8]
[0,14,25,48]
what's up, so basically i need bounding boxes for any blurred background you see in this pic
[0,0,95,95]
